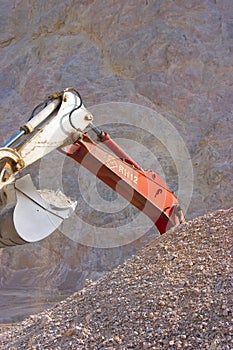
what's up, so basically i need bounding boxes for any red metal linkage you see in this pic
[60,133,185,234]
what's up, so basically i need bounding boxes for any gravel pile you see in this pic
[0,208,232,349]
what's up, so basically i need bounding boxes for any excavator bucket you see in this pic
[0,174,76,248]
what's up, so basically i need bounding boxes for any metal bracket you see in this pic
[0,148,25,189]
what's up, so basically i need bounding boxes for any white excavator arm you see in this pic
[0,88,93,247]
[0,88,93,189]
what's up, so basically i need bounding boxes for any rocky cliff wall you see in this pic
[0,0,232,321]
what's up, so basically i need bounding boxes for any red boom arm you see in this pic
[60,132,185,234]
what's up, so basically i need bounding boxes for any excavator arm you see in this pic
[0,88,93,188]
[0,88,185,247]
[60,132,184,234]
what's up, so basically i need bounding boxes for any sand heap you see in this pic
[0,207,232,349]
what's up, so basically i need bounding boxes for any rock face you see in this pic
[0,0,232,321]
[1,0,232,215]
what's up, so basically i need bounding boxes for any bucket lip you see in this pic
[38,188,77,213]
